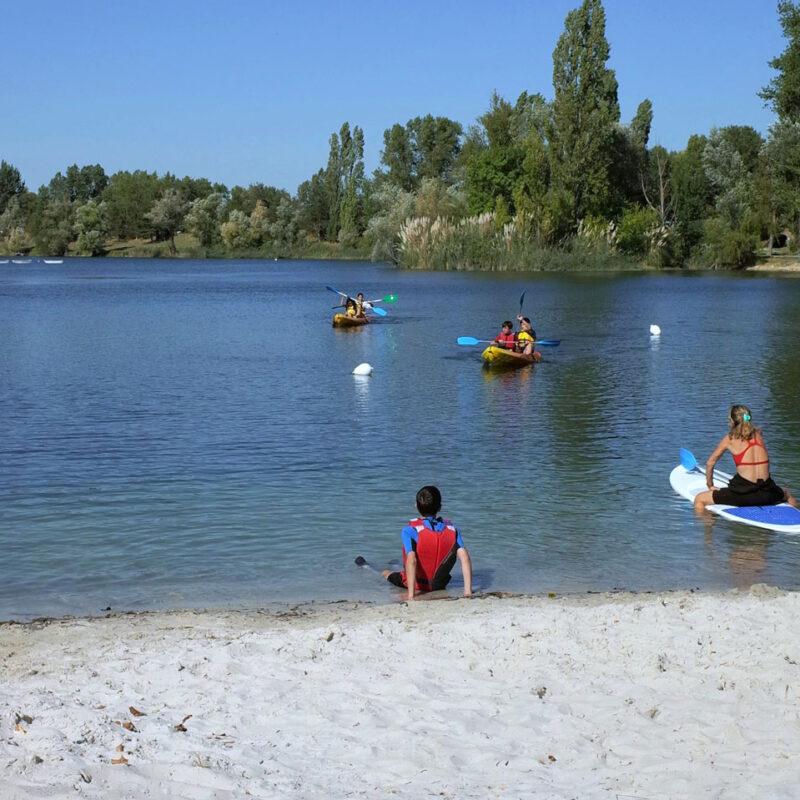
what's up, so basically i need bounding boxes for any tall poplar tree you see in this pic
[324,122,365,242]
[760,1,800,122]
[549,0,619,222]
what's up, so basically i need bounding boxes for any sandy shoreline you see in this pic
[2,588,799,799]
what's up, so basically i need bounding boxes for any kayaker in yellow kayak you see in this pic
[344,292,368,318]
[516,315,540,359]
[492,321,516,350]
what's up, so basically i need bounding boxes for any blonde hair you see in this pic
[728,404,757,441]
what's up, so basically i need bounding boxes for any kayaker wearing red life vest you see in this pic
[493,320,516,350]
[693,404,797,512]
[382,485,473,601]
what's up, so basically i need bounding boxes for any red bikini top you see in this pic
[732,437,769,466]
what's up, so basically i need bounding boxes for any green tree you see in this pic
[380,116,463,191]
[296,169,329,241]
[228,183,287,218]
[381,124,415,190]
[763,120,800,244]
[31,197,75,255]
[760,1,800,122]
[74,199,109,256]
[185,192,227,248]
[549,0,620,222]
[270,197,300,249]
[323,122,365,243]
[0,161,26,215]
[464,92,526,214]
[671,135,714,259]
[104,170,162,239]
[702,127,757,229]
[145,189,188,253]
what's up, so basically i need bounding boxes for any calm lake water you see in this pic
[2,258,800,620]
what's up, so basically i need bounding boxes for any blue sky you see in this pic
[0,0,785,194]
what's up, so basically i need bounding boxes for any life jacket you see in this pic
[494,331,516,350]
[402,518,459,592]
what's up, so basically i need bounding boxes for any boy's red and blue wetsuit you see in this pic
[388,516,464,593]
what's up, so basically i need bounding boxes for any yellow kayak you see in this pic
[481,345,541,368]
[333,313,369,328]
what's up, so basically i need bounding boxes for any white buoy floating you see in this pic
[352,362,373,376]
[649,324,661,337]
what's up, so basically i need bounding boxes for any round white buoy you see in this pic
[352,362,373,376]
[649,324,661,336]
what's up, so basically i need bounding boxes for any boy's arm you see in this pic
[405,551,417,601]
[457,547,472,597]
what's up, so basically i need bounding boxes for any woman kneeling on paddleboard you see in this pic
[693,404,797,512]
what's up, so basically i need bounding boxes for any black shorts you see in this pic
[713,473,786,507]
[385,571,452,591]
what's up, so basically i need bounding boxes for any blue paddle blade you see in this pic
[326,285,345,296]
[536,339,560,347]
[680,448,698,471]
[457,336,481,346]
[367,305,387,317]
[519,291,525,310]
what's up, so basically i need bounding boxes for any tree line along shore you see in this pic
[3,0,800,272]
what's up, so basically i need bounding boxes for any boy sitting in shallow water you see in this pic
[383,486,472,601]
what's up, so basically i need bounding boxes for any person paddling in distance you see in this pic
[492,320,516,350]
[516,315,542,362]
[383,485,473,601]
[343,292,368,318]
[693,404,797,513]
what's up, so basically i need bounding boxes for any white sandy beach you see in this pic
[2,588,799,799]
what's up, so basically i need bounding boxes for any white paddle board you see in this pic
[670,464,800,534]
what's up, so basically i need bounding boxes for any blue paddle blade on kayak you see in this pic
[457,336,482,346]
[680,448,699,471]
[366,304,387,317]
[325,285,345,296]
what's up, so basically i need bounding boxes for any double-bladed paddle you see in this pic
[457,336,561,347]
[326,285,387,316]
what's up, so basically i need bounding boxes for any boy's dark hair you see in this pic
[502,320,513,328]
[521,316,531,324]
[416,485,442,516]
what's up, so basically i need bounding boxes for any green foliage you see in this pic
[185,193,227,248]
[671,135,714,259]
[145,189,188,254]
[702,216,758,268]
[323,122,365,242]
[466,143,524,215]
[45,164,107,204]
[760,1,800,122]
[104,170,162,240]
[75,199,109,256]
[296,169,328,241]
[549,0,620,220]
[362,182,416,263]
[228,184,287,218]
[380,115,463,190]
[0,161,26,215]
[763,119,800,244]
[32,198,74,255]
[616,206,659,255]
